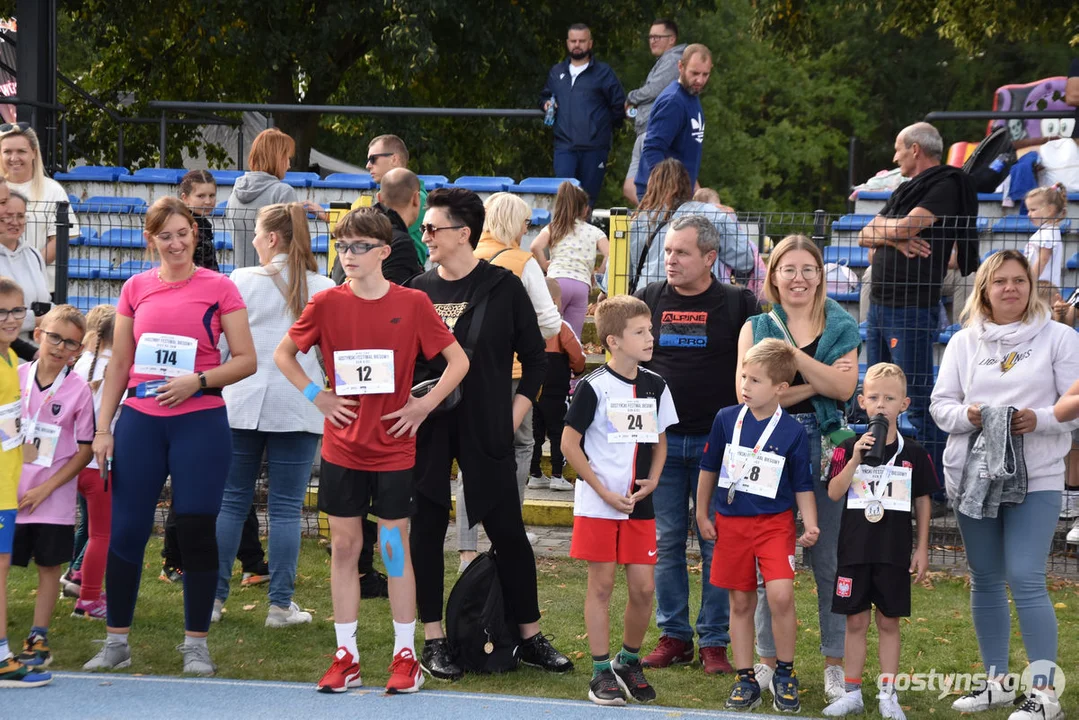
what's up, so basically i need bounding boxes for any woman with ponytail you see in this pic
[215,202,334,627]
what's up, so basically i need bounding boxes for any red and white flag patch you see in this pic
[836,576,853,598]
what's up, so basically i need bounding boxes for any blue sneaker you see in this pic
[0,656,52,687]
[725,679,763,710]
[772,671,802,713]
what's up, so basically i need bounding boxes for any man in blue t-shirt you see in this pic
[634,44,712,200]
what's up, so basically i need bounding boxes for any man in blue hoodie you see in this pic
[634,44,712,201]
[540,24,627,208]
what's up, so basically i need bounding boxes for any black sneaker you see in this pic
[519,633,573,673]
[588,667,627,706]
[771,671,802,713]
[612,656,656,703]
[359,570,389,599]
[725,679,763,710]
[420,638,463,681]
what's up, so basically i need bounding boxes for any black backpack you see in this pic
[445,551,520,674]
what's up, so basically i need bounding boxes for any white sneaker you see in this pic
[823,689,865,716]
[1067,519,1079,544]
[1008,689,1064,720]
[1059,491,1079,520]
[951,679,1017,712]
[549,476,574,491]
[878,690,906,720]
[754,663,774,697]
[266,602,313,628]
[527,474,550,490]
[825,664,846,703]
[82,638,132,671]
[211,598,224,624]
[177,642,216,676]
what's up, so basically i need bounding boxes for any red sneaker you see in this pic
[699,645,734,674]
[317,647,362,693]
[386,647,424,694]
[641,635,694,668]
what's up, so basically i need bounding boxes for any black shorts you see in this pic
[831,563,911,618]
[318,459,415,520]
[12,523,75,568]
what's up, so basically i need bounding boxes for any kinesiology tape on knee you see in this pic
[379,526,406,578]
[175,514,219,572]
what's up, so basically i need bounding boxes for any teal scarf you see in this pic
[748,298,861,434]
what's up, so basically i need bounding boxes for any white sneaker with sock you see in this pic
[823,689,865,716]
[754,663,774,696]
[824,664,846,703]
[1008,689,1063,720]
[878,689,906,720]
[266,602,313,627]
[951,679,1017,712]
[549,476,574,491]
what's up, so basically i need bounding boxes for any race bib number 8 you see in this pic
[718,446,785,499]
[607,398,658,443]
[333,349,395,396]
[133,333,198,377]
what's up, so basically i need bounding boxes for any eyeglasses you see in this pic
[154,228,192,243]
[334,241,384,256]
[420,223,465,236]
[0,122,29,133]
[777,265,821,281]
[366,152,394,165]
[648,34,674,41]
[0,306,26,320]
[41,330,81,351]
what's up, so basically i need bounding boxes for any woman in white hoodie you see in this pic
[931,249,1079,720]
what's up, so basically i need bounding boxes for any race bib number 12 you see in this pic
[333,349,395,396]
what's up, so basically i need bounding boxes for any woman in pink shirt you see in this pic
[83,197,256,676]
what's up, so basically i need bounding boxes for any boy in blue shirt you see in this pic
[696,339,818,713]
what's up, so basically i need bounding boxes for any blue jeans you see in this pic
[755,412,846,658]
[866,303,946,474]
[216,429,320,608]
[553,148,609,208]
[955,491,1061,673]
[654,431,731,648]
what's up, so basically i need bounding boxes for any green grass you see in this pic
[7,538,1079,716]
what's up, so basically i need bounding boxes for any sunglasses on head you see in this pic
[0,122,30,134]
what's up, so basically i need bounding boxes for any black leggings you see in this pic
[530,394,567,477]
[411,482,540,626]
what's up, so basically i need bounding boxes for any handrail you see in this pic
[149,100,544,118]
[924,110,1076,121]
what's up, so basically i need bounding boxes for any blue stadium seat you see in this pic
[210,170,244,186]
[73,228,99,246]
[858,321,867,343]
[823,245,870,268]
[71,196,148,214]
[854,191,891,201]
[451,176,514,192]
[312,234,330,253]
[219,264,235,274]
[119,168,185,185]
[54,166,130,182]
[858,362,867,381]
[830,214,875,233]
[418,175,449,190]
[214,232,233,251]
[68,194,79,204]
[101,260,155,281]
[977,193,1004,202]
[992,216,1072,234]
[507,177,581,194]
[982,248,999,263]
[214,199,229,216]
[69,296,116,312]
[976,217,991,232]
[1067,254,1079,271]
[530,208,552,228]
[938,323,961,344]
[88,229,146,248]
[312,173,375,190]
[67,258,111,280]
[827,290,860,303]
[283,172,319,188]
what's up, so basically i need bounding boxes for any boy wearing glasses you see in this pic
[11,305,94,671]
[274,207,468,695]
[0,279,53,687]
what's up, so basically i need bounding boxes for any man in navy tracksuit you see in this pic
[540,23,627,208]
[634,44,713,201]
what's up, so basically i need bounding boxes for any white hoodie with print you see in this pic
[930,310,1079,499]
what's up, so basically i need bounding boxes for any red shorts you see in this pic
[570,517,657,565]
[709,511,796,591]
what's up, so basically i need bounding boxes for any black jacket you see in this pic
[330,203,423,286]
[407,261,547,524]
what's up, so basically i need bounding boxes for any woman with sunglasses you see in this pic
[0,189,50,345]
[407,187,573,680]
[0,122,80,293]
[734,234,861,702]
[84,197,256,675]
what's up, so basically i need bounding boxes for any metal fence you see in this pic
[8,198,1079,575]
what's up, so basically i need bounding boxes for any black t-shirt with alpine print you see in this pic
[829,435,939,567]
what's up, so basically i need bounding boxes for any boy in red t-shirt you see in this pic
[275,208,469,695]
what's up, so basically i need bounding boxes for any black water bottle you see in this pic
[862,414,890,467]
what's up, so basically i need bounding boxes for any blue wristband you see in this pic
[303,382,322,402]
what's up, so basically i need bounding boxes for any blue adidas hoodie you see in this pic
[634,79,705,199]
[540,58,626,152]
